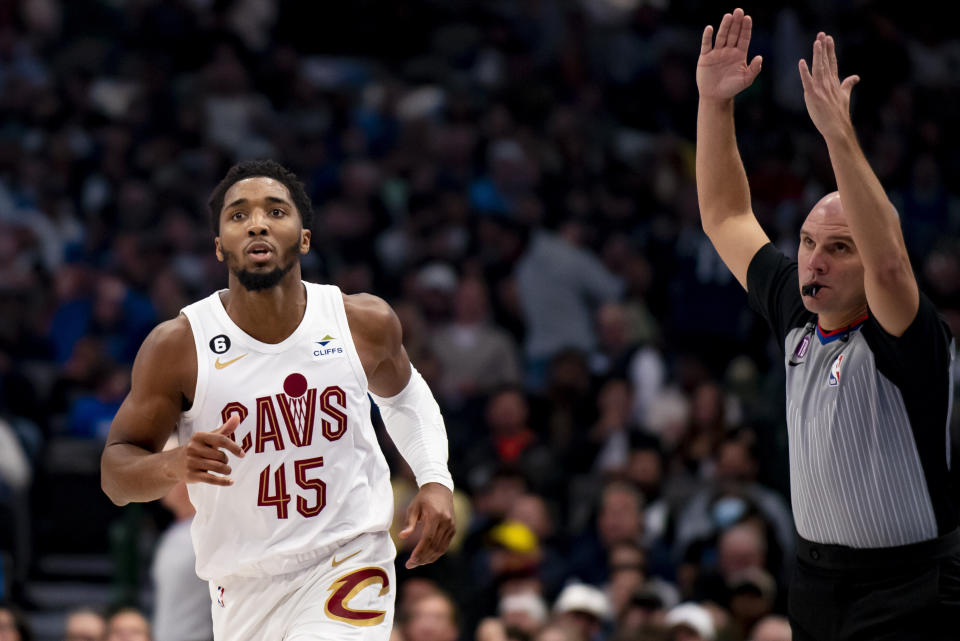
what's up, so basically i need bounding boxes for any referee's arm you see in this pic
[695,9,771,291]
[799,33,919,336]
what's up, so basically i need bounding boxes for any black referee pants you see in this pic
[788,530,960,641]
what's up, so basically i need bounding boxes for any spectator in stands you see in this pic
[499,592,549,639]
[0,602,32,641]
[63,608,106,641]
[515,218,623,389]
[105,608,150,641]
[552,583,611,641]
[665,602,714,641]
[403,591,459,641]
[430,276,522,406]
[567,480,645,586]
[748,615,791,641]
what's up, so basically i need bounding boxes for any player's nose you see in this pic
[246,209,270,235]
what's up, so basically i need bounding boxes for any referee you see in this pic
[695,9,958,641]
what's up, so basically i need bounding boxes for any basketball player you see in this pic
[101,160,456,640]
[696,9,958,641]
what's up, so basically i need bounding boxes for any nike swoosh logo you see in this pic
[331,549,362,567]
[788,361,804,367]
[215,354,248,369]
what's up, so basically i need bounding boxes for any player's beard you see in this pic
[224,241,301,292]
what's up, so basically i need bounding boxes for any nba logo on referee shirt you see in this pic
[828,354,844,386]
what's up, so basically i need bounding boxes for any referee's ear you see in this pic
[215,237,224,262]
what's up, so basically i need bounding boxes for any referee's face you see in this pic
[797,193,868,327]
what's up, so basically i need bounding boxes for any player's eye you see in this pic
[231,211,245,220]
[271,208,285,217]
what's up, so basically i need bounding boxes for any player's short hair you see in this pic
[207,159,314,235]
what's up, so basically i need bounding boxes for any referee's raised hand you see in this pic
[697,8,763,103]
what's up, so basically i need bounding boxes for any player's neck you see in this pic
[222,270,307,344]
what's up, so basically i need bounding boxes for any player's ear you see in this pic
[215,237,224,262]
[300,228,311,254]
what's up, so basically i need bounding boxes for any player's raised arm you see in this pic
[100,316,244,506]
[347,294,456,568]
[799,33,918,336]
[696,8,771,289]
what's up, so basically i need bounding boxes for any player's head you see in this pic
[208,160,313,292]
[797,192,867,319]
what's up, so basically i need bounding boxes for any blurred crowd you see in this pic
[1,1,959,640]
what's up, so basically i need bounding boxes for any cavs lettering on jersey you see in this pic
[179,283,393,581]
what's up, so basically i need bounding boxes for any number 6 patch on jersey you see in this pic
[324,567,391,626]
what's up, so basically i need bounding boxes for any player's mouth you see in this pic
[801,282,826,298]
[246,242,275,263]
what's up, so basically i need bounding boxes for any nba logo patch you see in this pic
[217,586,225,608]
[828,354,844,386]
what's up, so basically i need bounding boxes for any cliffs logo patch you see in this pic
[828,354,844,387]
[314,334,344,359]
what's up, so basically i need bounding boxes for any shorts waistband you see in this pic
[797,528,960,570]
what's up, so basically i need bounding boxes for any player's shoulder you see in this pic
[342,292,396,322]
[342,292,401,345]
[139,314,195,361]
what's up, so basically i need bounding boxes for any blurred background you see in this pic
[0,1,959,640]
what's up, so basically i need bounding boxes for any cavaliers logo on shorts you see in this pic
[325,567,390,626]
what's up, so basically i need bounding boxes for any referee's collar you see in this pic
[816,313,869,344]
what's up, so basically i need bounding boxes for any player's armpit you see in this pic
[702,213,771,290]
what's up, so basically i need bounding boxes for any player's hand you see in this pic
[697,8,763,103]
[799,32,859,142]
[169,414,244,486]
[399,482,456,569]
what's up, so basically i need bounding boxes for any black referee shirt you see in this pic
[747,243,957,548]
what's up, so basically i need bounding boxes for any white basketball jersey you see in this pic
[178,283,393,581]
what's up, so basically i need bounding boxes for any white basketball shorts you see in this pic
[208,530,397,640]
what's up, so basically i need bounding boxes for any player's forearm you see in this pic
[824,127,912,277]
[696,98,754,233]
[101,443,179,505]
[371,367,453,491]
